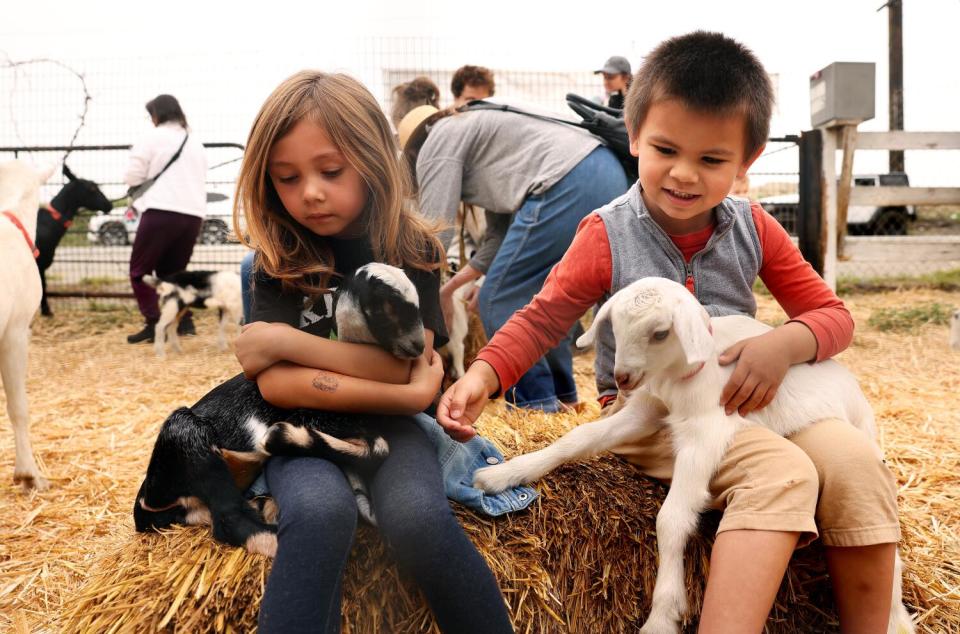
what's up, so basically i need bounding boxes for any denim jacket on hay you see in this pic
[246,412,538,517]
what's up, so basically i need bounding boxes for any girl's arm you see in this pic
[236,321,411,384]
[256,330,443,416]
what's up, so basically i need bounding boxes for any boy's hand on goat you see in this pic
[235,321,293,378]
[437,361,500,442]
[718,332,791,416]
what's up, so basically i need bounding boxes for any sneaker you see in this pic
[177,314,197,336]
[127,321,156,344]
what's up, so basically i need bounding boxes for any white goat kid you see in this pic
[0,160,56,491]
[474,277,913,634]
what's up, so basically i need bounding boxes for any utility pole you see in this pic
[886,0,905,172]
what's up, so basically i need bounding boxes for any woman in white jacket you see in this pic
[124,94,207,343]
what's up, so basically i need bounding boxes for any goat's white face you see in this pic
[0,160,56,219]
[578,278,714,390]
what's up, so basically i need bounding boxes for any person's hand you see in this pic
[408,349,445,407]
[235,321,292,379]
[463,283,480,314]
[718,332,791,416]
[437,361,499,442]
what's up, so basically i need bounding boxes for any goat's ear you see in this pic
[672,305,714,365]
[577,299,615,348]
[37,162,57,185]
[62,164,77,181]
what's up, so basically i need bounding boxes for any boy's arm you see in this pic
[751,203,854,360]
[236,321,411,384]
[718,204,854,416]
[256,331,442,416]
[438,214,612,438]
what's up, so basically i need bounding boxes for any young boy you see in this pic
[438,31,901,632]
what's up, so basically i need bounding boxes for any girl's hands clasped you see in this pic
[235,321,295,378]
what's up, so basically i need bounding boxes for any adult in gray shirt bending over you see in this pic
[399,103,629,412]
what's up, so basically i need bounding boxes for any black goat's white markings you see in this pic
[134,263,426,557]
[312,372,339,393]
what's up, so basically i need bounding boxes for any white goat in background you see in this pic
[475,277,913,634]
[0,160,56,491]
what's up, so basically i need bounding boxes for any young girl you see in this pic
[232,71,513,634]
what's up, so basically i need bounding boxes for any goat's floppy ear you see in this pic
[577,299,615,348]
[671,304,714,365]
[142,275,160,288]
[62,164,77,182]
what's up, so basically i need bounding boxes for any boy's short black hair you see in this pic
[624,31,773,158]
[450,65,496,99]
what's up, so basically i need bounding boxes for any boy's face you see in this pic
[630,99,761,234]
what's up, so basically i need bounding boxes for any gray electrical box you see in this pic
[809,62,876,128]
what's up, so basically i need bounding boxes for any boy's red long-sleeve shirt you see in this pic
[476,202,853,395]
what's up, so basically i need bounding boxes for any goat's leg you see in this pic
[0,333,48,491]
[261,421,390,466]
[889,550,915,633]
[191,452,278,557]
[641,423,735,634]
[217,307,229,351]
[474,392,664,493]
[39,267,52,317]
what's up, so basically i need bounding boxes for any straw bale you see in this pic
[1,290,958,632]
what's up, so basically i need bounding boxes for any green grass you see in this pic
[77,276,126,288]
[837,268,960,294]
[867,302,955,332]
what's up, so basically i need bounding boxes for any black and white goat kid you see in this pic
[144,270,243,357]
[134,263,426,556]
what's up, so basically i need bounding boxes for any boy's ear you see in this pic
[739,143,765,177]
[629,135,640,157]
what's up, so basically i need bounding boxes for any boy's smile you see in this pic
[630,99,760,235]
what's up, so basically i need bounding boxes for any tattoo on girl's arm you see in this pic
[312,372,339,392]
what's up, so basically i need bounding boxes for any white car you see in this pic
[759,173,916,236]
[87,192,238,246]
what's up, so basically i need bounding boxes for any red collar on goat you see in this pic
[45,203,72,228]
[2,210,40,258]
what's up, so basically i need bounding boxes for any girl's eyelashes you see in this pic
[275,174,298,184]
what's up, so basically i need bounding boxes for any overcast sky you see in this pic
[2,0,958,187]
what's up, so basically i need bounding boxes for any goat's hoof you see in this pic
[473,463,519,493]
[638,617,680,634]
[14,471,50,492]
[245,531,278,558]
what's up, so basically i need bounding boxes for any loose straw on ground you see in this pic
[0,291,957,632]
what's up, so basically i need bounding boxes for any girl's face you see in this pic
[267,119,368,238]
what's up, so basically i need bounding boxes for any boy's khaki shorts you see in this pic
[602,399,901,548]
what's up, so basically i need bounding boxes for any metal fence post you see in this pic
[797,129,824,275]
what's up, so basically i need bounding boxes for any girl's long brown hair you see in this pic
[234,71,443,298]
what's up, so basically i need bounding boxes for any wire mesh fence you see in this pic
[3,38,958,314]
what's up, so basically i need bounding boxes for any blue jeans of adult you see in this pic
[240,250,254,323]
[477,145,629,411]
[257,419,513,634]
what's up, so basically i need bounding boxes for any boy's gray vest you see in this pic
[594,184,762,397]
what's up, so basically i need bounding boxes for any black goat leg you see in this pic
[262,421,389,466]
[190,451,278,557]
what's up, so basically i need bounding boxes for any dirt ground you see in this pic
[1,289,959,632]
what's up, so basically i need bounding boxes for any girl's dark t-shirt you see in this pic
[250,236,448,348]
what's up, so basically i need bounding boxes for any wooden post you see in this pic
[820,127,839,290]
[835,124,858,259]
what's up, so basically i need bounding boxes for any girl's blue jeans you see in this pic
[477,145,629,411]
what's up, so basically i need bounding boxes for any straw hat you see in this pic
[397,104,440,150]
